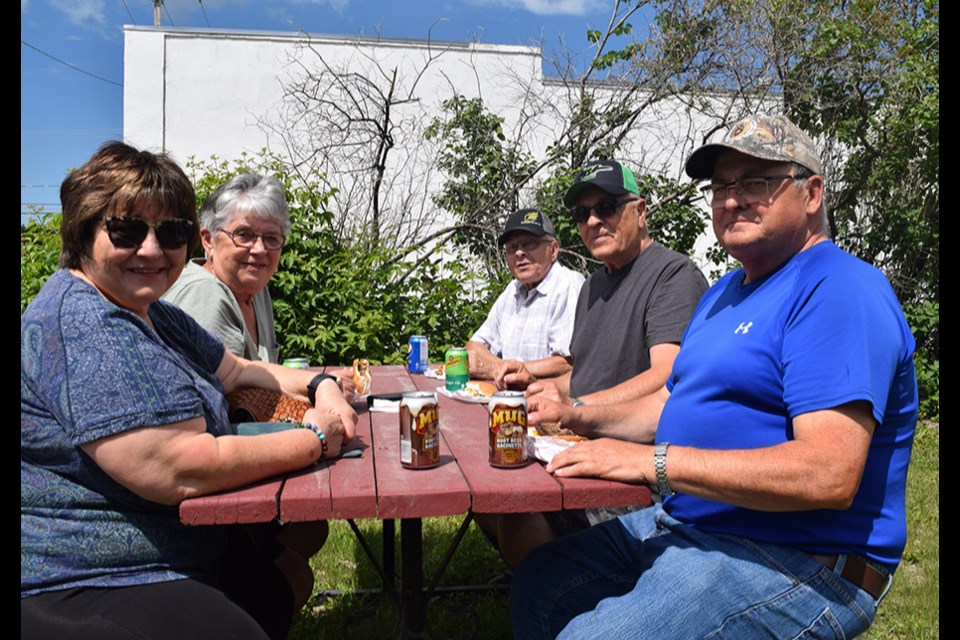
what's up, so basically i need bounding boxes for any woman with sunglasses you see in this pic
[21,142,357,640]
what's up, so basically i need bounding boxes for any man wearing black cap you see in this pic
[513,114,918,639]
[466,209,584,386]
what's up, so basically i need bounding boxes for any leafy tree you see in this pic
[186,153,493,365]
[20,209,62,314]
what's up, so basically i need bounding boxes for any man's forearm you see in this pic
[523,355,572,380]
[572,386,666,442]
[580,343,679,405]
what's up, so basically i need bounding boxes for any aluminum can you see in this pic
[407,336,429,373]
[487,391,529,468]
[444,347,469,391]
[399,391,440,469]
[282,357,310,369]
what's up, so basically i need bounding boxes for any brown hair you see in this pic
[58,141,198,268]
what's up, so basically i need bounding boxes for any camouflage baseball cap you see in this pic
[563,160,641,207]
[685,114,822,179]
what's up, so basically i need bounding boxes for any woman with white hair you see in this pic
[164,173,289,363]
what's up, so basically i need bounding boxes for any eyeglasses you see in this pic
[504,238,546,255]
[570,198,636,224]
[700,175,800,208]
[102,216,194,250]
[218,228,286,251]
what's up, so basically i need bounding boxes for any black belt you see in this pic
[808,553,890,600]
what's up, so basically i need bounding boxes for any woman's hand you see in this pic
[328,367,358,400]
[302,408,345,458]
[312,378,358,443]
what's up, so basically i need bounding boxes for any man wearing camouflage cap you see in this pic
[513,114,918,639]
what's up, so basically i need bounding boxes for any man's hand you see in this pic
[526,379,571,405]
[546,438,652,484]
[466,341,504,380]
[527,394,578,433]
[495,360,538,390]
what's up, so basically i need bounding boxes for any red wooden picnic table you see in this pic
[180,365,652,637]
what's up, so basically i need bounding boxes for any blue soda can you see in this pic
[407,336,429,373]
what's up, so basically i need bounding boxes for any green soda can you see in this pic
[445,347,469,391]
[283,357,310,369]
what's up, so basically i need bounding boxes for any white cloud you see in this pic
[48,0,107,27]
[467,0,605,16]
[290,0,350,15]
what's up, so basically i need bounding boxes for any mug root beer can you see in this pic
[488,391,528,468]
[400,391,440,469]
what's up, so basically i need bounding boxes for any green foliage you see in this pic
[187,153,492,365]
[20,210,62,314]
[424,95,537,279]
[778,0,939,417]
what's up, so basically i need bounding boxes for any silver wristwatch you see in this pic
[654,442,675,497]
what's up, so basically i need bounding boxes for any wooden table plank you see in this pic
[373,370,472,519]
[558,477,651,511]
[410,376,564,514]
[180,477,282,525]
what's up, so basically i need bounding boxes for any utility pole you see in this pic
[153,0,162,27]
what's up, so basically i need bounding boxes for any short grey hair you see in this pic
[199,173,291,236]
[792,164,830,238]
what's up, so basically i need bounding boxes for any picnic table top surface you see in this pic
[180,365,652,525]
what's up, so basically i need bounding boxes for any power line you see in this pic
[121,0,137,24]
[198,0,211,28]
[21,41,123,88]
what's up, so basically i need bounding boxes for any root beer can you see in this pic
[487,391,528,468]
[400,391,440,469]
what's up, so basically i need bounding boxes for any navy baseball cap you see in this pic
[499,209,557,245]
[563,160,641,207]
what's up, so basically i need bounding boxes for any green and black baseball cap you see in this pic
[563,160,641,207]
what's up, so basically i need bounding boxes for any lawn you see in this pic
[292,421,939,639]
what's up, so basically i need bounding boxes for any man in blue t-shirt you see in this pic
[513,114,918,639]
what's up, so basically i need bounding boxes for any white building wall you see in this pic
[124,26,724,270]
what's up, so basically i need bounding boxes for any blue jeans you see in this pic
[510,505,883,639]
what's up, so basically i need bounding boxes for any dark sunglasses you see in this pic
[102,216,194,250]
[570,197,636,224]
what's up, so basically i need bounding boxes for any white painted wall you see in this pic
[124,25,725,271]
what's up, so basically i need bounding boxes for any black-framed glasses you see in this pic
[570,198,637,224]
[700,174,800,208]
[218,228,286,251]
[503,238,546,255]
[102,216,194,250]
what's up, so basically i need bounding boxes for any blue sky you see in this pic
[21,0,623,218]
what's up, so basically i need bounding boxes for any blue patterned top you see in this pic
[21,269,234,596]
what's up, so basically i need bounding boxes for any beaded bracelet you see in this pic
[300,422,329,458]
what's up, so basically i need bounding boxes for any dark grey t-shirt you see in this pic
[569,242,708,397]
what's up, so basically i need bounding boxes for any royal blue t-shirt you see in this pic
[660,242,918,572]
[21,270,233,596]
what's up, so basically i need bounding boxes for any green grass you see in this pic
[863,420,940,639]
[293,423,939,639]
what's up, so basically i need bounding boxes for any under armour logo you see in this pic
[734,322,753,335]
